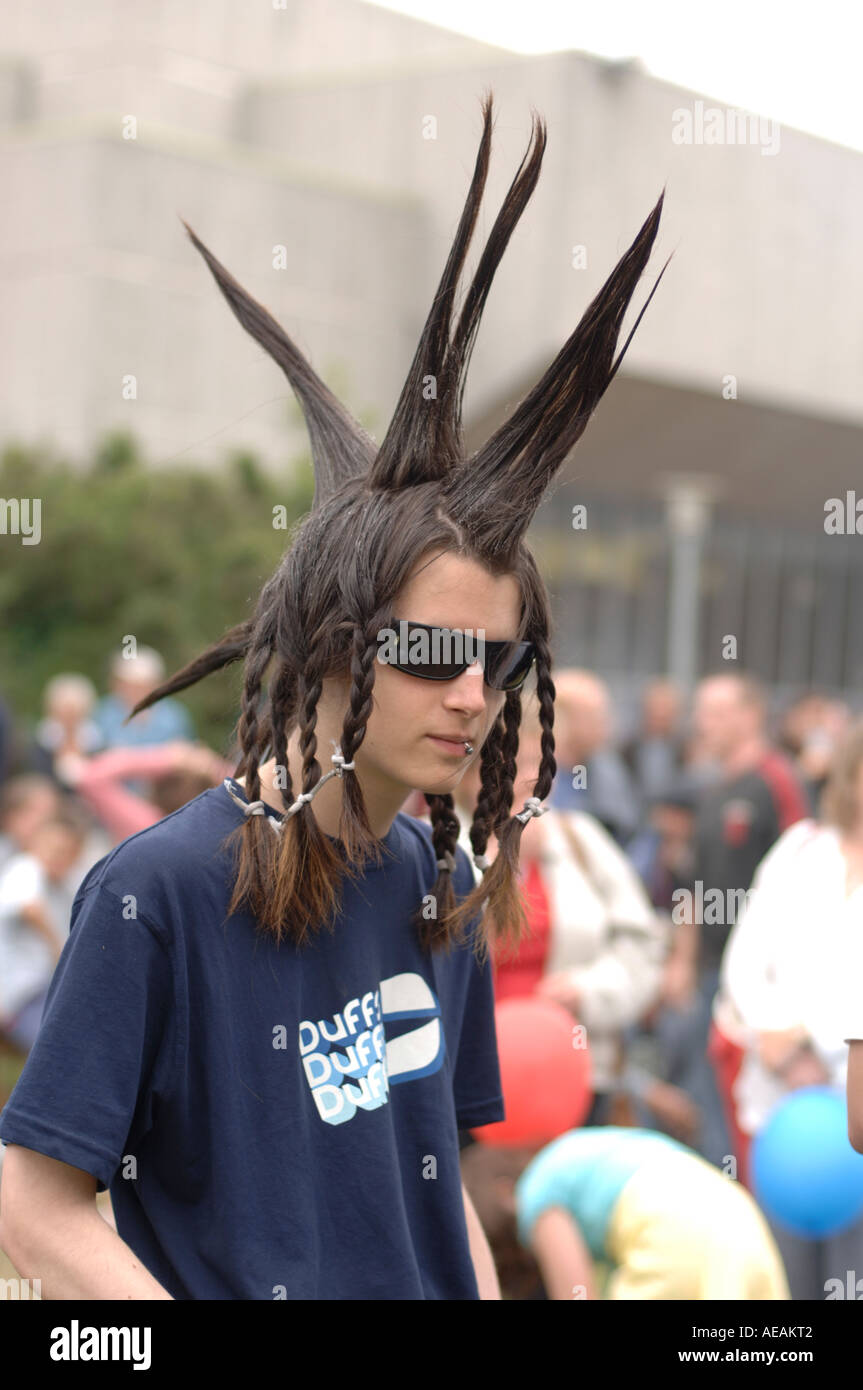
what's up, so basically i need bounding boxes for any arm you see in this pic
[462,1180,500,1300]
[848,1042,863,1153]
[0,1145,173,1299]
[529,1205,598,1300]
[62,743,232,842]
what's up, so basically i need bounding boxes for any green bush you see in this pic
[0,430,316,757]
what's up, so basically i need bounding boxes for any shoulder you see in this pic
[515,1132,582,1220]
[565,810,617,850]
[69,788,232,931]
[751,817,822,881]
[755,749,810,815]
[557,810,629,869]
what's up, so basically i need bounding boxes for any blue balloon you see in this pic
[751,1087,863,1239]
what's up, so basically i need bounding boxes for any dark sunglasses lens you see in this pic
[379,622,534,688]
[485,642,535,691]
[378,624,467,680]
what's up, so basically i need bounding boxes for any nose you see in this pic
[441,661,488,716]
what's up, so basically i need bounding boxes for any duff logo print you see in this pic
[299,973,445,1125]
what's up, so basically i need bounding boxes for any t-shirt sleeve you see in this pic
[450,850,505,1131]
[0,876,174,1193]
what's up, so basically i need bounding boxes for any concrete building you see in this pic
[2,0,861,702]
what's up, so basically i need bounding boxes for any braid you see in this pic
[467,714,505,866]
[235,634,276,799]
[416,792,461,952]
[268,660,298,814]
[438,646,556,960]
[223,631,281,930]
[532,631,557,803]
[297,667,325,801]
[492,691,522,833]
[277,652,348,942]
[336,619,385,863]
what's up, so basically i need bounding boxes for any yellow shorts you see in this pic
[603,1149,790,1300]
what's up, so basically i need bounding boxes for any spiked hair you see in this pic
[128,91,669,959]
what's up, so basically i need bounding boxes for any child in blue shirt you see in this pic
[510,1127,790,1299]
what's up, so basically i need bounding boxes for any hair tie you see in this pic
[514,796,547,824]
[473,853,491,871]
[223,781,284,834]
[225,744,356,828]
[436,850,456,873]
[278,743,357,817]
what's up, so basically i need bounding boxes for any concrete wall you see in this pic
[2,0,862,502]
[240,51,863,429]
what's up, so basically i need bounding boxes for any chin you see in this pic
[414,771,465,798]
[407,759,467,798]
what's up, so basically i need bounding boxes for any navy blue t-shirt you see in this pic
[0,778,504,1299]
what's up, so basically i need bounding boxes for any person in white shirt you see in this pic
[0,775,63,874]
[0,813,87,1051]
[720,716,863,1299]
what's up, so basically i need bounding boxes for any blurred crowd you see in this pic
[1,652,861,1299]
[0,648,235,1054]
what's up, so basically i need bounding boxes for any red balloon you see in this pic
[472,996,592,1145]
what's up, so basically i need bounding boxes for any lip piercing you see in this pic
[464,741,474,754]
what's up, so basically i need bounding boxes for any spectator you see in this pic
[690,673,810,987]
[29,674,104,788]
[0,775,62,872]
[626,777,697,914]
[548,670,641,845]
[684,673,810,1172]
[778,691,851,812]
[620,678,687,807]
[621,778,709,1150]
[56,741,234,843]
[721,716,863,1297]
[461,1127,789,1300]
[93,647,194,750]
[0,808,89,1052]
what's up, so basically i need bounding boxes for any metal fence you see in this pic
[530,492,863,718]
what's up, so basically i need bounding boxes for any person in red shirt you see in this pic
[683,673,811,1180]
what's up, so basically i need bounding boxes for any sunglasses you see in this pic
[377,618,535,692]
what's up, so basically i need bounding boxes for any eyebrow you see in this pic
[389,618,523,643]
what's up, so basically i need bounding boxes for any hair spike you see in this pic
[178,218,377,511]
[442,190,668,560]
[446,104,547,448]
[369,89,497,490]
